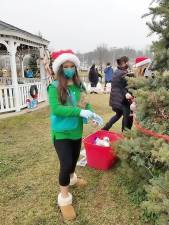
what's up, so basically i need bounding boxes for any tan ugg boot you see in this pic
[58,193,76,221]
[70,173,87,188]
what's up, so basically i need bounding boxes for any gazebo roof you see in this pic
[0,20,49,46]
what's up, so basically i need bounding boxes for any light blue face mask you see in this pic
[63,67,76,79]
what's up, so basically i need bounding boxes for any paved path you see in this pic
[0,102,48,120]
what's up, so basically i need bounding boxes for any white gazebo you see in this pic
[0,20,50,113]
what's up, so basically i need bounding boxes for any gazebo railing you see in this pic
[19,82,45,108]
[0,75,92,113]
[18,78,41,83]
[0,76,90,85]
[0,81,46,113]
[0,85,15,112]
[0,77,13,85]
[0,77,41,85]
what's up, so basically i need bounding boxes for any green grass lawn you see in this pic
[0,94,146,225]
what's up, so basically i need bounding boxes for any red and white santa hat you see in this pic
[51,50,80,73]
[135,57,151,67]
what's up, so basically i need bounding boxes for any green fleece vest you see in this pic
[48,80,92,141]
[49,80,79,132]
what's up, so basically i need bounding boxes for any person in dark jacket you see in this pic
[102,57,133,131]
[88,64,99,93]
[104,62,114,87]
[96,67,103,82]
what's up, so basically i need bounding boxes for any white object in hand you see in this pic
[126,93,133,99]
[130,102,136,112]
[80,110,93,119]
[92,113,104,126]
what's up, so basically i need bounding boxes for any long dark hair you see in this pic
[57,65,81,104]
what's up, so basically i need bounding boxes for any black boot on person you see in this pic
[101,123,111,131]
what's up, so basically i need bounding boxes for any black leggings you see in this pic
[103,105,133,131]
[54,139,82,186]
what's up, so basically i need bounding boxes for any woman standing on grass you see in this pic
[47,50,103,221]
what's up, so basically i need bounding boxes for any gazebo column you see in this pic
[39,47,47,100]
[20,58,25,78]
[8,40,21,112]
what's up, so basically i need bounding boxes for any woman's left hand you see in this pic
[92,113,104,126]
[91,120,98,128]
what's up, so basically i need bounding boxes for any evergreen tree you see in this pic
[115,73,169,225]
[143,0,169,71]
[114,2,169,224]
[28,54,38,77]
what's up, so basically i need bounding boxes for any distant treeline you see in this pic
[77,44,153,68]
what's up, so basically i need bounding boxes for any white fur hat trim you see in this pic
[135,58,151,68]
[52,53,80,73]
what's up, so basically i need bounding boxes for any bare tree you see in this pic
[76,45,152,68]
[94,44,109,71]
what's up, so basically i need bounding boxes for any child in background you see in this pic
[26,85,38,109]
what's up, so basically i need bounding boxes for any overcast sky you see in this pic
[0,0,156,53]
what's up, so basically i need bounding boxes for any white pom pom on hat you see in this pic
[51,50,80,73]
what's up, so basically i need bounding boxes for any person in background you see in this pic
[88,64,99,93]
[102,56,133,131]
[134,57,152,77]
[96,67,103,82]
[47,50,103,221]
[24,68,28,78]
[28,69,33,78]
[104,62,114,87]
[25,68,33,78]
[120,56,129,67]
[0,69,3,77]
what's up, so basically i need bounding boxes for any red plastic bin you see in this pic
[83,130,123,170]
